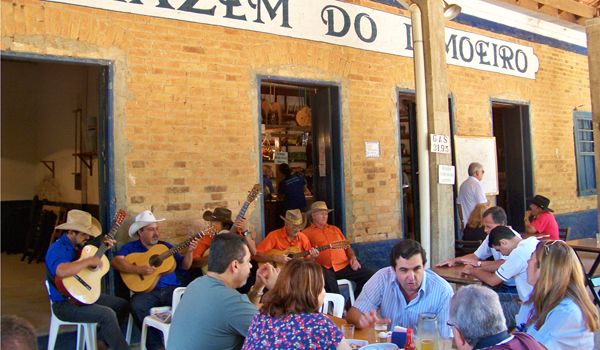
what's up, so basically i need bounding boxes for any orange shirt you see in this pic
[303,224,350,271]
[192,234,214,259]
[256,227,312,254]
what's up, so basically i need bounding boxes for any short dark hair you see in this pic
[207,233,247,274]
[1,315,37,350]
[482,206,507,225]
[488,226,516,247]
[389,239,427,267]
[278,163,291,176]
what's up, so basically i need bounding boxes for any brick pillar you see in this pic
[587,18,600,232]
[412,0,455,264]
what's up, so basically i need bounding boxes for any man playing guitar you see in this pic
[45,209,129,350]
[111,210,199,350]
[254,209,319,265]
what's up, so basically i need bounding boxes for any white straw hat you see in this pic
[128,210,165,237]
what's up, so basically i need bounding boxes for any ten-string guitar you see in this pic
[121,225,217,293]
[56,209,127,304]
[260,240,350,268]
[200,184,261,274]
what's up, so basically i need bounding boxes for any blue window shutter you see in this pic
[573,111,596,196]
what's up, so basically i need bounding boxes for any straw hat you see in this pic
[55,210,102,237]
[280,209,307,230]
[308,201,334,214]
[128,210,165,237]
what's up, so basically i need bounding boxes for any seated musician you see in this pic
[303,201,373,298]
[111,210,198,350]
[45,209,129,350]
[253,209,319,266]
[192,207,257,272]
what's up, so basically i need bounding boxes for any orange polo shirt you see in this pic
[192,234,214,259]
[256,227,312,254]
[303,224,350,271]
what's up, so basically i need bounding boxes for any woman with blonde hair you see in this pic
[523,240,599,349]
[242,259,350,350]
[462,203,487,242]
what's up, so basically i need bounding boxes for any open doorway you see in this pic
[1,54,112,332]
[259,79,344,236]
[492,101,534,232]
[398,93,420,240]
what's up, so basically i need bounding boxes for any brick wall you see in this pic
[1,0,594,244]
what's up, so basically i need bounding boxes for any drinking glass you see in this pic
[417,313,438,350]
[341,323,355,339]
[595,232,600,244]
[374,320,389,343]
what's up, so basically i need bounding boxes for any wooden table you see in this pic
[567,238,600,304]
[432,265,480,285]
[329,315,376,343]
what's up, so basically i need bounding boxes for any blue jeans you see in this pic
[131,285,177,350]
[53,294,130,350]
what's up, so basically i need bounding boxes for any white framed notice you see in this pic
[439,164,455,185]
[274,152,288,165]
[365,141,380,158]
[430,134,451,154]
[454,136,499,195]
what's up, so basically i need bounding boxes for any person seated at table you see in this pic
[449,285,545,350]
[168,233,279,350]
[346,239,453,338]
[523,195,559,240]
[461,226,538,330]
[242,259,351,350]
[303,201,374,298]
[462,203,488,242]
[253,209,319,266]
[521,240,599,349]
[437,206,520,295]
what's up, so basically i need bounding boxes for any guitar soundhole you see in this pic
[149,255,163,267]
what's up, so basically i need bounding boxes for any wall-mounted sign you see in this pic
[48,0,539,79]
[439,164,455,185]
[365,141,380,158]
[430,134,451,154]
[274,151,288,164]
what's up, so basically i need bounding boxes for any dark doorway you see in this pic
[259,79,344,235]
[492,102,534,232]
[398,93,420,241]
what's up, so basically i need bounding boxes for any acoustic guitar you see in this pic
[56,209,127,304]
[260,240,350,268]
[200,184,261,274]
[121,225,217,293]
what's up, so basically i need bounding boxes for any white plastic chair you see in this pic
[337,279,356,306]
[139,287,186,350]
[45,280,98,350]
[320,292,345,318]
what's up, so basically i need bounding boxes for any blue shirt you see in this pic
[116,240,185,290]
[525,298,594,350]
[45,233,77,302]
[354,267,454,338]
[278,174,307,211]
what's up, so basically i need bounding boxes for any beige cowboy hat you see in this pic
[128,210,165,237]
[280,209,307,230]
[307,201,334,214]
[55,209,102,237]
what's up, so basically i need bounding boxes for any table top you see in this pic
[329,315,376,343]
[431,265,480,285]
[567,238,600,253]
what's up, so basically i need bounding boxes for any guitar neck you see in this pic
[94,217,123,258]
[229,201,250,233]
[158,228,212,260]
[289,243,336,259]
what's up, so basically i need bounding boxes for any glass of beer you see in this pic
[373,320,389,343]
[417,313,438,350]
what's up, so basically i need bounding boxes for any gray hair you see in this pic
[449,285,506,346]
[468,162,483,176]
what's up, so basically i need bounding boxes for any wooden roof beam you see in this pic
[534,0,595,19]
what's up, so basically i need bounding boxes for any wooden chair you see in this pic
[559,227,571,241]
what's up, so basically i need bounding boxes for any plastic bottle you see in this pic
[405,328,416,350]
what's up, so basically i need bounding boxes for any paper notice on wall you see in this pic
[439,164,455,185]
[274,152,288,164]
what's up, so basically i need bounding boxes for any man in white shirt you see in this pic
[457,162,488,230]
[461,226,539,330]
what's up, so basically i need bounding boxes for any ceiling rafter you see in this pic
[495,0,598,25]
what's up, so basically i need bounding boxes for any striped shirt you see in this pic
[354,267,454,338]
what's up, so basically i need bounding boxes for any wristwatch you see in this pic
[477,261,482,267]
[242,230,250,237]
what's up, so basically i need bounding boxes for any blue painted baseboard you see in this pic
[555,209,599,240]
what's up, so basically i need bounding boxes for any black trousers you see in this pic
[52,294,130,350]
[322,265,374,299]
